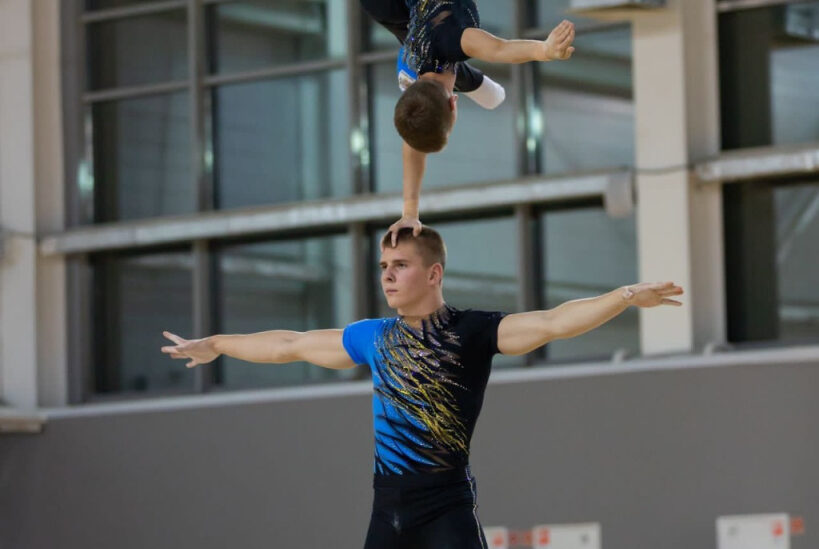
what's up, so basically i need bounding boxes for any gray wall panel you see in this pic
[2,361,817,549]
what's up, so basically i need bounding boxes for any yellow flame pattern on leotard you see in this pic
[374,305,469,457]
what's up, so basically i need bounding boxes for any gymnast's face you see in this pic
[379,242,442,310]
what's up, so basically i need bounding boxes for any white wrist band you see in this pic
[463,75,506,110]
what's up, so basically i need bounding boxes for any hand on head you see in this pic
[386,216,423,247]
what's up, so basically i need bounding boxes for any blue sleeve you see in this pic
[342,319,383,365]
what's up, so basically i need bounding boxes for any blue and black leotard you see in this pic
[344,305,506,548]
[359,0,485,92]
[343,304,505,476]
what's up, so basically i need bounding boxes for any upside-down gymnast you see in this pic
[358,0,576,243]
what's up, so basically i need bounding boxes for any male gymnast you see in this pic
[359,0,576,243]
[161,227,683,549]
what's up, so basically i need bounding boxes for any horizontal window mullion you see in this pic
[41,171,627,255]
[83,80,189,103]
[203,58,348,88]
[81,0,187,24]
[695,143,819,184]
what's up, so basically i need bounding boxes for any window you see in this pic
[87,9,188,90]
[537,25,634,174]
[213,70,351,209]
[775,183,819,342]
[539,207,638,361]
[90,93,194,222]
[209,0,347,75]
[214,235,355,389]
[92,249,195,395]
[720,2,819,150]
[720,2,819,345]
[725,181,819,345]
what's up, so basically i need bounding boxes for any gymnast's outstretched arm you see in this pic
[160,329,356,370]
[496,282,684,356]
[461,19,575,65]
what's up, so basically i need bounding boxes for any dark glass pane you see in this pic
[87,9,187,90]
[720,2,819,149]
[213,70,350,209]
[209,0,347,75]
[771,42,819,145]
[371,61,517,193]
[541,208,638,361]
[372,218,522,369]
[215,235,354,389]
[92,249,194,395]
[90,93,194,223]
[775,183,819,343]
[86,0,171,9]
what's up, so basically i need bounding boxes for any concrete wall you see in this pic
[2,354,817,549]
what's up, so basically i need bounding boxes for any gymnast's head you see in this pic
[379,227,447,309]
[394,79,458,154]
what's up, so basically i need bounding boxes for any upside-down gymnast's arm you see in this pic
[386,142,427,246]
[461,19,576,65]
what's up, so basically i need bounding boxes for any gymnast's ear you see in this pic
[428,262,444,287]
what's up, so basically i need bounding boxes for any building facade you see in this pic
[1,1,817,548]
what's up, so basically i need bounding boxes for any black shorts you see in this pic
[363,466,488,549]
[358,0,484,92]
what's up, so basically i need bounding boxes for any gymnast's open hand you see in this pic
[542,19,576,61]
[621,282,685,308]
[161,331,219,368]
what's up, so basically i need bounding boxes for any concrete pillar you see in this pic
[578,0,726,355]
[0,0,67,408]
[0,0,38,410]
